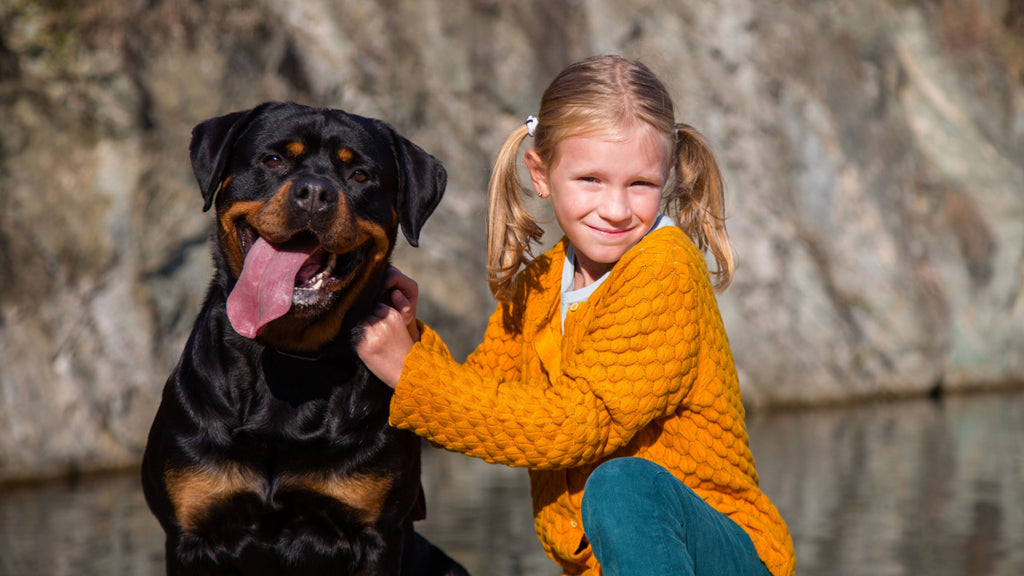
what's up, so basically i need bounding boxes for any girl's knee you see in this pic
[585,458,669,497]
[582,458,673,527]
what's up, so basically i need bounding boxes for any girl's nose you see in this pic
[598,187,632,222]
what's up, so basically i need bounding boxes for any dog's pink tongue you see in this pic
[227,237,315,338]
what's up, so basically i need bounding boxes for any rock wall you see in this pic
[0,0,1022,479]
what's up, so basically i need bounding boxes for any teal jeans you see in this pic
[581,457,772,576]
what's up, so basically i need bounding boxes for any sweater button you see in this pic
[569,303,580,311]
[570,519,578,528]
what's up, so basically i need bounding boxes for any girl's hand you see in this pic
[384,265,420,341]
[356,303,413,388]
[355,266,420,388]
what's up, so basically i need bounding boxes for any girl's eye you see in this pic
[263,155,285,169]
[351,170,368,183]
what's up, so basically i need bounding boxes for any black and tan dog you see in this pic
[142,102,467,576]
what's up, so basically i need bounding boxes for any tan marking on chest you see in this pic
[165,463,263,533]
[280,471,394,524]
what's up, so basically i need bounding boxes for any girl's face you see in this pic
[526,123,669,288]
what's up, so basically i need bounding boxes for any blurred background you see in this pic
[0,0,1022,574]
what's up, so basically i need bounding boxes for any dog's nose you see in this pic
[290,177,338,215]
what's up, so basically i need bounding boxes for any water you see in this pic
[749,389,1024,576]
[1,389,1022,576]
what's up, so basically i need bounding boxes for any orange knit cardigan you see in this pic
[390,226,795,576]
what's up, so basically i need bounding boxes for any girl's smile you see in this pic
[526,123,670,288]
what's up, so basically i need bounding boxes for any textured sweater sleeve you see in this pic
[390,231,705,469]
[391,300,603,468]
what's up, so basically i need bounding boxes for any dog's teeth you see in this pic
[327,254,337,270]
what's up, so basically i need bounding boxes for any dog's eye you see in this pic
[263,155,285,169]
[351,170,368,183]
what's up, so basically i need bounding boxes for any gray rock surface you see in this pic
[1,0,1021,479]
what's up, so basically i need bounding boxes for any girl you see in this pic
[356,55,795,576]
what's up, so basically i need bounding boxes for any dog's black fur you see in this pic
[142,102,467,576]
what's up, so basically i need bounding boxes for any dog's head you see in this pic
[190,102,446,354]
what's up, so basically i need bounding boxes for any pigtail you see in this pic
[667,123,734,291]
[486,124,545,301]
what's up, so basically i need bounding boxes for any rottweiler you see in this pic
[142,102,468,576]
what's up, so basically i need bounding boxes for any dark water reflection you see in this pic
[749,389,1024,576]
[1,389,1022,576]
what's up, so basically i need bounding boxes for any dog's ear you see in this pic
[382,124,447,247]
[190,104,272,212]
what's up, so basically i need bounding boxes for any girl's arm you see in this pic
[356,264,524,388]
[391,234,711,469]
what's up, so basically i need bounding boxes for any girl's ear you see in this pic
[524,149,550,199]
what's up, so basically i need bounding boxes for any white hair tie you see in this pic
[525,115,538,137]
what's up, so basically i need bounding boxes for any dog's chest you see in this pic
[166,359,414,537]
[164,454,403,536]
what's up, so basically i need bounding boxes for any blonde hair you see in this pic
[486,55,734,300]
